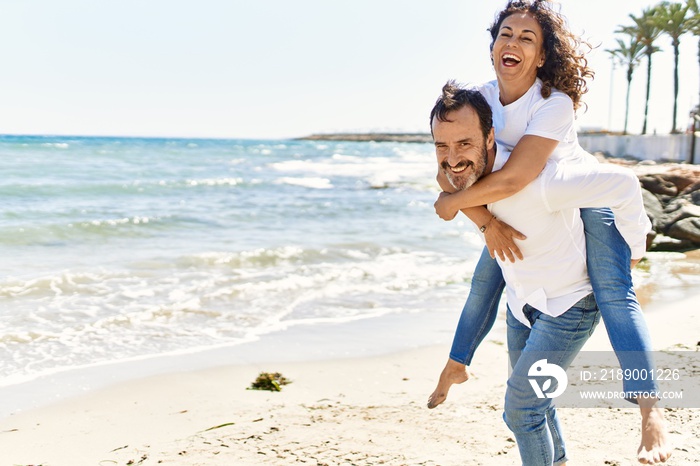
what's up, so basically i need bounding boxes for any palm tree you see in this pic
[619,7,663,135]
[606,36,645,135]
[654,1,692,133]
[688,0,700,106]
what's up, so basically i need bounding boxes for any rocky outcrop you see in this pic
[297,133,432,143]
[606,157,700,251]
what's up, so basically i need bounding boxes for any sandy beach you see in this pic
[1,282,699,466]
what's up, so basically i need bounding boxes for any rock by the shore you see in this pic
[604,155,700,251]
[669,217,700,243]
[639,174,678,196]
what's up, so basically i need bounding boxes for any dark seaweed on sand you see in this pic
[248,372,292,392]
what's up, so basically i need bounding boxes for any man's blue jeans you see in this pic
[504,293,600,465]
[449,207,658,395]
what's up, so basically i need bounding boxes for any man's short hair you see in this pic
[429,80,493,140]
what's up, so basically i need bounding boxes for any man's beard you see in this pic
[443,145,488,191]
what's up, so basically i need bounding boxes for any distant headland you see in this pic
[296,133,432,143]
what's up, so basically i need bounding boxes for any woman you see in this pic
[427,1,670,464]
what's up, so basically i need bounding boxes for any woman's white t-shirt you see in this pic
[475,78,597,171]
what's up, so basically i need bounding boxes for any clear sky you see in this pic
[0,0,696,139]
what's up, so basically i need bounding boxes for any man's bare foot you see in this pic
[637,398,672,464]
[427,358,469,409]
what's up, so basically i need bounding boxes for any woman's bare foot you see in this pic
[637,398,672,464]
[427,358,469,409]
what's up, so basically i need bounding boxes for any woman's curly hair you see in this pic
[489,0,594,111]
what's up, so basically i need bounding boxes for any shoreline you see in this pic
[2,249,696,419]
[0,301,497,419]
[1,248,694,421]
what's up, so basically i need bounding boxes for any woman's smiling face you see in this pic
[491,12,545,87]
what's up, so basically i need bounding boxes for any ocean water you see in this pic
[2,135,699,395]
[0,135,491,388]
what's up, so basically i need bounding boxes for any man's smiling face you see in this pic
[432,105,493,191]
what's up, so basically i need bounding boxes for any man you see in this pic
[428,81,668,465]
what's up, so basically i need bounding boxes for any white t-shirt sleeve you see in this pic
[541,162,652,259]
[524,92,574,142]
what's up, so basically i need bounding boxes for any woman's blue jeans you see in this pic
[504,293,600,465]
[448,207,658,395]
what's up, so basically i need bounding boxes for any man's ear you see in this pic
[486,127,495,150]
